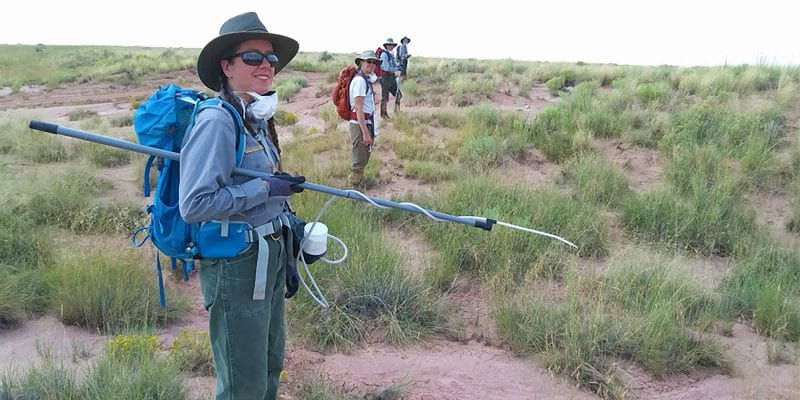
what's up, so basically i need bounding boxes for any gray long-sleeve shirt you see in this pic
[179,103,286,226]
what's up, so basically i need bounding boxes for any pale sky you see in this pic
[2,0,797,67]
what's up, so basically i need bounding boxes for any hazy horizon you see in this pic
[2,0,796,67]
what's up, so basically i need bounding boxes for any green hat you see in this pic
[383,38,397,47]
[197,12,299,91]
[354,50,379,65]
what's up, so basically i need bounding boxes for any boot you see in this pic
[348,170,365,188]
[380,99,389,119]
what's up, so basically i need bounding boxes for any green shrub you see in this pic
[287,197,445,352]
[530,106,577,162]
[274,75,307,101]
[458,135,507,168]
[635,81,671,105]
[83,337,188,399]
[70,202,147,234]
[720,237,800,341]
[562,153,632,208]
[496,267,730,397]
[403,160,457,183]
[448,74,495,105]
[15,165,111,229]
[392,135,441,162]
[605,252,717,325]
[0,350,80,399]
[109,115,133,127]
[67,109,98,121]
[0,268,38,328]
[0,210,52,268]
[169,329,214,376]
[72,140,132,167]
[274,109,298,126]
[0,117,70,163]
[545,75,566,94]
[48,250,186,333]
[622,185,755,256]
[107,334,160,363]
[581,102,627,138]
[420,178,606,288]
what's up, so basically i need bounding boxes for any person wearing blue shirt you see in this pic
[378,38,401,119]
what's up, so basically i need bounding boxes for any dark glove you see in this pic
[265,172,305,197]
[286,213,325,265]
[285,259,300,299]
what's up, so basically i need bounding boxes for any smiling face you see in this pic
[221,38,275,96]
[359,59,377,74]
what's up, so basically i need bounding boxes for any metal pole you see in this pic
[28,120,495,231]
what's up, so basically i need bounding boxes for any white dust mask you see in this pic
[241,91,278,120]
[369,73,378,83]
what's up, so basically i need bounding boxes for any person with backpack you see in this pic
[376,38,401,119]
[397,36,411,80]
[179,11,304,400]
[348,50,380,187]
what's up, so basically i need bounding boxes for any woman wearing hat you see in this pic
[348,50,380,187]
[179,11,303,399]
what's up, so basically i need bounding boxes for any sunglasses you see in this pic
[366,60,380,65]
[232,51,279,67]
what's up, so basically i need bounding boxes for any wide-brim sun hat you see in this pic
[197,11,299,92]
[383,38,397,47]
[354,50,379,65]
[401,36,411,44]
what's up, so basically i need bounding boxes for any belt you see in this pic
[244,217,283,242]
[247,215,289,300]
[349,112,374,122]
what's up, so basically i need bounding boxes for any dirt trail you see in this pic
[286,340,594,400]
[2,70,799,400]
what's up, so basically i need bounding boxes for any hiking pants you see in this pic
[380,73,398,101]
[200,234,287,400]
[349,122,374,185]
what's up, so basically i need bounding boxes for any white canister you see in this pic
[302,222,328,256]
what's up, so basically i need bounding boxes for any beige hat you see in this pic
[354,50,379,65]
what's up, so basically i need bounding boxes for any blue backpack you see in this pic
[132,83,245,307]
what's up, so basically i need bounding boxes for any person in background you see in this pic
[377,38,401,119]
[180,11,304,400]
[397,36,411,80]
[348,50,379,188]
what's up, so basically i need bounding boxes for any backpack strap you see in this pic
[190,98,247,167]
[349,72,373,121]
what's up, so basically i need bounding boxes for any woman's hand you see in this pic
[264,173,305,196]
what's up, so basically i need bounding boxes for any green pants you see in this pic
[200,234,287,400]
[349,122,374,184]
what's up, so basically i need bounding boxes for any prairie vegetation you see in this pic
[0,44,798,399]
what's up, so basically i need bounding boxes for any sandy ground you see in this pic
[2,70,799,399]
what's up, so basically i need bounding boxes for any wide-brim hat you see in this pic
[197,12,299,92]
[383,38,397,47]
[354,50,379,65]
[401,36,411,44]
